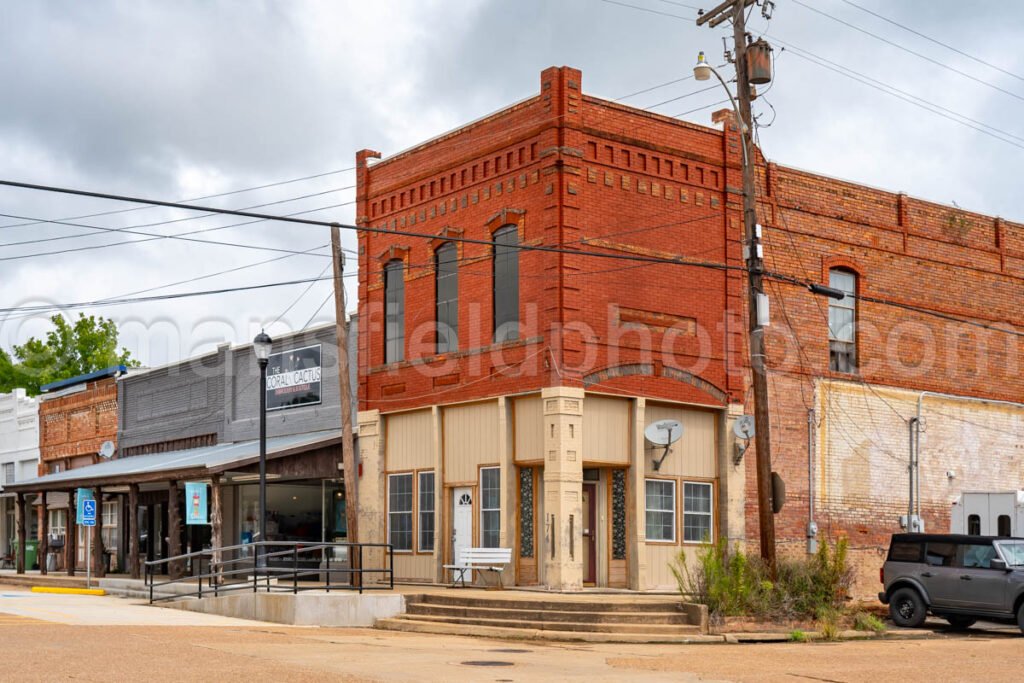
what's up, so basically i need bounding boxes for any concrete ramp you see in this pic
[163,591,405,627]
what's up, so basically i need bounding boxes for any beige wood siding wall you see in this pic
[443,401,500,483]
[392,553,435,582]
[385,409,434,472]
[582,395,630,465]
[643,404,717,478]
[513,395,543,462]
[645,544,702,590]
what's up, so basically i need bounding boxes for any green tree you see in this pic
[0,313,139,395]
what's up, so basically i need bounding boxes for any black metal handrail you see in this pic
[144,541,394,604]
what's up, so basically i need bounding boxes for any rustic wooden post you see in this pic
[92,488,105,578]
[211,475,223,584]
[128,484,140,579]
[66,490,77,576]
[167,481,182,579]
[39,491,48,575]
[14,493,25,574]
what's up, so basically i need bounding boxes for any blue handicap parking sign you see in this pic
[80,498,97,527]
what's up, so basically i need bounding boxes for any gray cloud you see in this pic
[0,0,1021,367]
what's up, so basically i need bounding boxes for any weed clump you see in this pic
[671,538,853,623]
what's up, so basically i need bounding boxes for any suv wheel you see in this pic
[889,587,927,628]
[945,615,976,630]
[1017,603,1024,635]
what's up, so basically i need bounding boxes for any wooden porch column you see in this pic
[66,490,77,576]
[14,493,25,574]
[167,481,182,579]
[92,488,106,578]
[39,492,49,575]
[128,484,140,579]
[211,475,223,583]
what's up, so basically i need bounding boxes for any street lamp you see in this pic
[693,52,747,168]
[253,330,273,568]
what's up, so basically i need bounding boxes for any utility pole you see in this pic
[697,0,777,572]
[331,225,360,582]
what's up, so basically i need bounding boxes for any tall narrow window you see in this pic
[480,467,501,548]
[435,243,458,353]
[493,225,520,343]
[828,269,857,373]
[967,514,981,536]
[387,473,413,552]
[645,479,676,542]
[683,482,713,543]
[418,471,435,552]
[384,260,405,363]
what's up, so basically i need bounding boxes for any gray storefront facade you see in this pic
[9,321,357,578]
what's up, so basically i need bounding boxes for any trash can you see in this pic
[13,540,40,570]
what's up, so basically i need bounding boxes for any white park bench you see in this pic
[443,547,512,589]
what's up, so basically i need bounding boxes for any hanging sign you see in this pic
[185,482,209,525]
[265,343,322,411]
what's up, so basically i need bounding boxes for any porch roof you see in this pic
[6,429,342,492]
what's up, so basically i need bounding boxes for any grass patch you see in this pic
[853,611,887,634]
[789,629,808,642]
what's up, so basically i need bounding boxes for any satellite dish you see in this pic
[732,415,756,440]
[645,420,683,472]
[98,441,115,459]
[644,419,683,446]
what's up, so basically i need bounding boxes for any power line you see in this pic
[0,165,356,231]
[838,0,1024,84]
[0,243,336,324]
[615,74,695,101]
[0,209,341,262]
[597,0,693,21]
[0,274,354,316]
[0,178,747,275]
[597,0,1024,151]
[777,41,1024,150]
[789,0,1024,104]
[0,185,355,248]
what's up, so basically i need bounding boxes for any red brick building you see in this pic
[36,366,124,573]
[354,66,1024,593]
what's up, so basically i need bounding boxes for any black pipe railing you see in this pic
[144,541,394,604]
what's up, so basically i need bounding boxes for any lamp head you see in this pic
[694,51,712,82]
[253,330,273,364]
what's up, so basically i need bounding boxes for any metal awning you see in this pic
[6,430,342,493]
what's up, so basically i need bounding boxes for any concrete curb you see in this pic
[31,586,106,596]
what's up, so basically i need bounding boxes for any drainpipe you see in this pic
[907,417,918,531]
[916,391,1024,533]
[807,409,818,555]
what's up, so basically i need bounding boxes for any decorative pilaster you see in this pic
[542,387,584,591]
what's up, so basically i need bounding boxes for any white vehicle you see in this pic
[951,491,1024,537]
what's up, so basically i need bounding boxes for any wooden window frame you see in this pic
[386,471,415,554]
[644,477,677,545]
[416,469,436,555]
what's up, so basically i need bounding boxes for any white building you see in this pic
[0,389,40,563]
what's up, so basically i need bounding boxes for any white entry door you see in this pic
[451,487,473,582]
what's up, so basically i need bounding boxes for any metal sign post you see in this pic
[79,498,97,589]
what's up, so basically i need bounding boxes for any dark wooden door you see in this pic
[582,483,597,585]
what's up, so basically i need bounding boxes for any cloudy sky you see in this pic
[0,0,1020,368]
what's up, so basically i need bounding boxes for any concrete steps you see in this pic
[376,593,706,643]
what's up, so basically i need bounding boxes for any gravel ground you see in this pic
[0,584,1021,682]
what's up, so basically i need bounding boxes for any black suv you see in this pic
[879,533,1024,632]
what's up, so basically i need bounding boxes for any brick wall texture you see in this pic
[38,377,118,470]
[356,66,1024,596]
